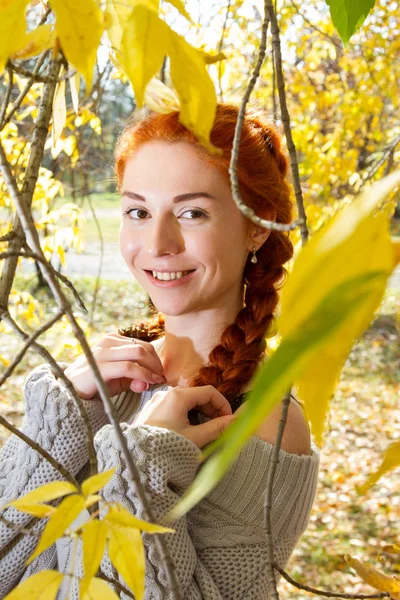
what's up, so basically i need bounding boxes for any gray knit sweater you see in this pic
[0,363,320,599]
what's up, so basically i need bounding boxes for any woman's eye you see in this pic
[181,209,206,219]
[124,208,149,219]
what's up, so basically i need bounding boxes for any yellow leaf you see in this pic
[108,525,145,600]
[105,0,135,52]
[52,79,66,147]
[381,544,400,554]
[84,494,102,509]
[81,468,116,496]
[27,495,85,564]
[10,504,56,518]
[3,570,63,600]
[197,49,227,65]
[392,239,400,267]
[9,481,77,508]
[81,577,120,600]
[164,0,194,23]
[345,554,400,596]
[280,171,400,445]
[69,72,80,114]
[144,77,180,113]
[358,441,400,493]
[168,30,220,154]
[105,504,175,534]
[57,244,65,266]
[119,3,169,108]
[51,0,103,90]
[0,0,29,73]
[80,520,108,596]
[10,24,56,60]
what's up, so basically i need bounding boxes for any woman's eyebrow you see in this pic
[122,190,216,203]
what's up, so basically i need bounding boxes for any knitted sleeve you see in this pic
[94,422,320,600]
[0,363,110,598]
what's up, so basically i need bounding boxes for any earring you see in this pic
[250,246,258,264]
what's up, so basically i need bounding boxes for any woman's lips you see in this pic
[144,269,196,287]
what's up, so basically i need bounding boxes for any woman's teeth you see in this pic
[152,270,192,281]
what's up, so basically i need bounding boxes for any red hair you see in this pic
[115,103,293,403]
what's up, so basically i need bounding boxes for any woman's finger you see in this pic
[187,414,236,448]
[97,360,165,385]
[94,333,164,371]
[175,385,232,417]
[94,344,165,377]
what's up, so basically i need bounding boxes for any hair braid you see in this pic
[115,102,294,409]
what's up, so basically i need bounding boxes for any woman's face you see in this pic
[119,140,252,317]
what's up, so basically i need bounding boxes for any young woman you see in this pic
[0,103,320,599]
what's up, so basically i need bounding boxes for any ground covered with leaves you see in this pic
[0,274,399,598]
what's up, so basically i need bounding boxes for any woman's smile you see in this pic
[144,269,197,287]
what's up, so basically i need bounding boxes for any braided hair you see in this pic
[115,103,294,409]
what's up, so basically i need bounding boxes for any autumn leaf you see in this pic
[27,494,85,564]
[357,440,400,493]
[0,0,29,73]
[9,480,77,508]
[52,78,66,147]
[3,570,63,600]
[81,577,120,600]
[165,0,194,24]
[105,0,135,52]
[81,467,115,496]
[9,503,56,518]
[168,30,219,154]
[80,519,108,596]
[345,554,400,597]
[105,504,175,534]
[69,72,80,114]
[10,24,56,60]
[50,0,103,90]
[108,525,145,600]
[119,3,169,108]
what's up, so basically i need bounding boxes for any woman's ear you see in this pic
[248,209,277,249]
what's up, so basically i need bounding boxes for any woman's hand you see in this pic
[64,333,167,400]
[132,385,237,448]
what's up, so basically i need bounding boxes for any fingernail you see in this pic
[144,382,150,391]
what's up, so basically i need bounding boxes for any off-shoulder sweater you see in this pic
[0,363,320,599]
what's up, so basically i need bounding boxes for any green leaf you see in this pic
[326,0,376,44]
[81,468,115,496]
[3,570,63,600]
[27,495,85,564]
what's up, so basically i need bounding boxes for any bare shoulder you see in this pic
[251,389,312,456]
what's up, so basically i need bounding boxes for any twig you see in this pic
[362,134,400,184]
[0,515,41,538]
[289,0,342,50]
[266,0,309,244]
[228,1,302,232]
[0,134,182,600]
[0,414,79,488]
[217,0,232,103]
[0,309,65,387]
[0,65,14,129]
[97,568,135,599]
[0,55,61,314]
[0,249,88,313]
[1,53,50,130]
[264,390,291,599]
[274,564,390,599]
[0,307,97,480]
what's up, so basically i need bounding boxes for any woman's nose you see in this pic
[145,215,185,258]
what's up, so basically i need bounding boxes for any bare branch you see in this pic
[266,0,309,244]
[0,307,97,480]
[0,516,41,538]
[0,65,14,129]
[217,0,232,103]
[0,413,79,488]
[97,568,135,599]
[0,249,88,313]
[0,309,65,387]
[274,564,390,599]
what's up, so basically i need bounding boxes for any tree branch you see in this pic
[266,0,309,244]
